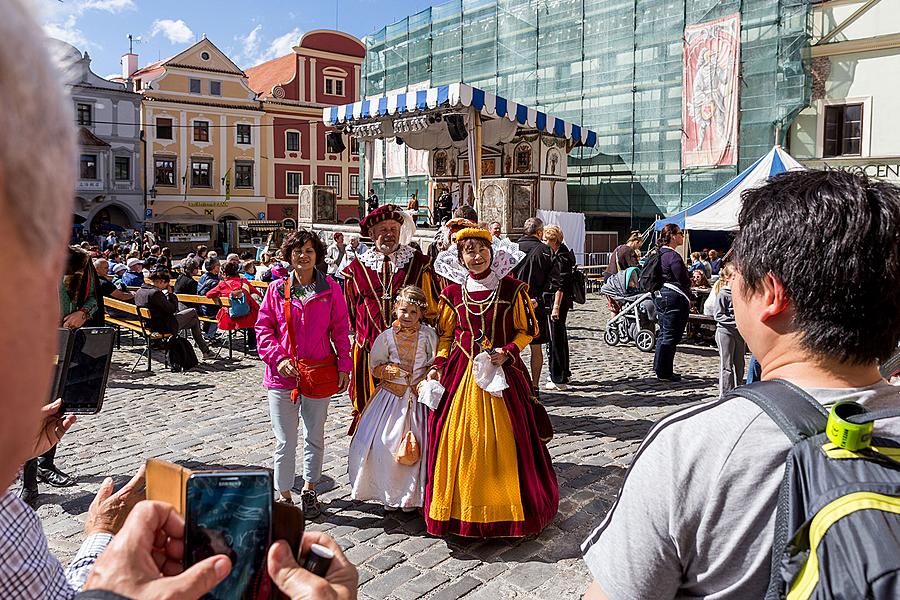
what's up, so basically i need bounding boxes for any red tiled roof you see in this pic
[131,56,170,78]
[245,54,295,98]
[78,127,110,147]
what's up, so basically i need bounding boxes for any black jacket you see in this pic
[174,273,198,295]
[546,243,576,308]
[514,235,554,299]
[134,284,179,335]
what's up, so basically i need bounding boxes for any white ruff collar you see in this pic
[465,272,500,292]
[359,244,416,271]
[434,237,525,285]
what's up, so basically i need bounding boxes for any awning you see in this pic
[238,220,282,231]
[323,82,597,147]
[148,214,216,225]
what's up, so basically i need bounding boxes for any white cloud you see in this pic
[80,0,136,13]
[38,0,136,51]
[234,25,301,68]
[150,19,195,45]
[44,15,91,50]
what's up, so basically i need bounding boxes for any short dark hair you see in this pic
[222,261,240,278]
[281,229,325,264]
[453,205,478,221]
[149,268,170,281]
[733,169,900,364]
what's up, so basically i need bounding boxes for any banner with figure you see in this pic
[682,14,741,168]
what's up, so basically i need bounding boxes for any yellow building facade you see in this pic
[133,38,267,251]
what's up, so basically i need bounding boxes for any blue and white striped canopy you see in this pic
[322,82,598,147]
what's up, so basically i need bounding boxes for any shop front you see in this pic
[148,213,216,255]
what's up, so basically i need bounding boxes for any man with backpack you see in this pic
[135,267,214,361]
[581,170,900,599]
[514,217,556,391]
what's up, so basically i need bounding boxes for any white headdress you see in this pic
[433,236,525,285]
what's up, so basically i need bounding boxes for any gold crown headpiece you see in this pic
[455,227,493,244]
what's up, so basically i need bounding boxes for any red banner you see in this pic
[682,14,741,168]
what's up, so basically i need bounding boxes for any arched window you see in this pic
[322,67,348,97]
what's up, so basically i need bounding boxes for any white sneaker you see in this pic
[545,381,568,391]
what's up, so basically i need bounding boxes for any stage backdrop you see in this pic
[682,14,741,168]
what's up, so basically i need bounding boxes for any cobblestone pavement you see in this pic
[39,296,720,599]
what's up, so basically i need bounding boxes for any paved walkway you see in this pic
[39,296,720,599]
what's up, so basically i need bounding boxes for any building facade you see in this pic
[247,30,366,224]
[130,38,266,252]
[788,0,900,187]
[53,40,143,234]
[360,0,811,233]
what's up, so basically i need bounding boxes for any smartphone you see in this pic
[51,328,76,403]
[184,471,272,600]
[60,327,115,414]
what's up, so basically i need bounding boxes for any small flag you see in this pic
[223,168,232,201]
[182,163,190,200]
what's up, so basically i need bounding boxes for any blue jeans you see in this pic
[267,388,331,493]
[653,289,690,378]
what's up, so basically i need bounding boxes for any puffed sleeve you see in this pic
[503,285,538,357]
[432,297,457,371]
[420,269,440,323]
[368,329,392,378]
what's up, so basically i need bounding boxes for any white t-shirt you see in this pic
[581,381,900,600]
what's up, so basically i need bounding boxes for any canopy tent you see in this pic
[654,146,804,232]
[323,83,598,206]
[323,83,598,148]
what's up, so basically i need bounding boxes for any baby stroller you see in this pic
[600,267,657,352]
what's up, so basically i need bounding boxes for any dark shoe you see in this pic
[37,464,75,488]
[18,487,38,508]
[300,490,321,519]
[656,373,683,382]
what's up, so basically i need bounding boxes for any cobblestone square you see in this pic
[40,297,720,599]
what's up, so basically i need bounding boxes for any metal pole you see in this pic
[140,129,147,254]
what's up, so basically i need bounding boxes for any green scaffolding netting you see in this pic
[360,0,810,227]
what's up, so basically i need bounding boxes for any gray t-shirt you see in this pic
[581,381,900,600]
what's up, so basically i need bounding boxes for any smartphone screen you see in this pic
[60,327,115,414]
[185,472,272,600]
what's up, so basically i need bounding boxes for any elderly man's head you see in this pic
[370,219,401,255]
[0,0,78,488]
[523,217,544,239]
[348,235,360,250]
[93,257,109,278]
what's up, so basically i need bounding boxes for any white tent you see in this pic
[655,146,804,232]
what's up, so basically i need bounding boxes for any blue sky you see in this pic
[33,0,431,78]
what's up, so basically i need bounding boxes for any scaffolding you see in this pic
[361,0,811,230]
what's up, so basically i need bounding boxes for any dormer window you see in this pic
[322,67,348,97]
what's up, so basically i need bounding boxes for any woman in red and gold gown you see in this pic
[424,227,558,538]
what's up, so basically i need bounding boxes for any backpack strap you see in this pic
[726,379,828,444]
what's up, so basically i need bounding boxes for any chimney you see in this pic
[122,52,138,80]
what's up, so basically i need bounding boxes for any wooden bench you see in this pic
[175,293,253,359]
[580,265,607,293]
[104,297,173,372]
[687,313,716,344]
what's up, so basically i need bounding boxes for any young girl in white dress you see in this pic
[348,285,437,511]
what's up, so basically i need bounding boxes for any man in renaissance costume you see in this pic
[341,204,439,432]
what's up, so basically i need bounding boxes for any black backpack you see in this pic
[638,248,666,292]
[729,380,900,599]
[167,337,199,372]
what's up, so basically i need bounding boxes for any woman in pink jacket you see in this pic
[256,229,351,517]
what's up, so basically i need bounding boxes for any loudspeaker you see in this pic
[326,131,346,154]
[445,114,468,142]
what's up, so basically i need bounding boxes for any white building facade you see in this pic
[53,40,144,233]
[789,0,900,186]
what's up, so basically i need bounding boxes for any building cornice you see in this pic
[811,32,900,56]
[292,46,364,65]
